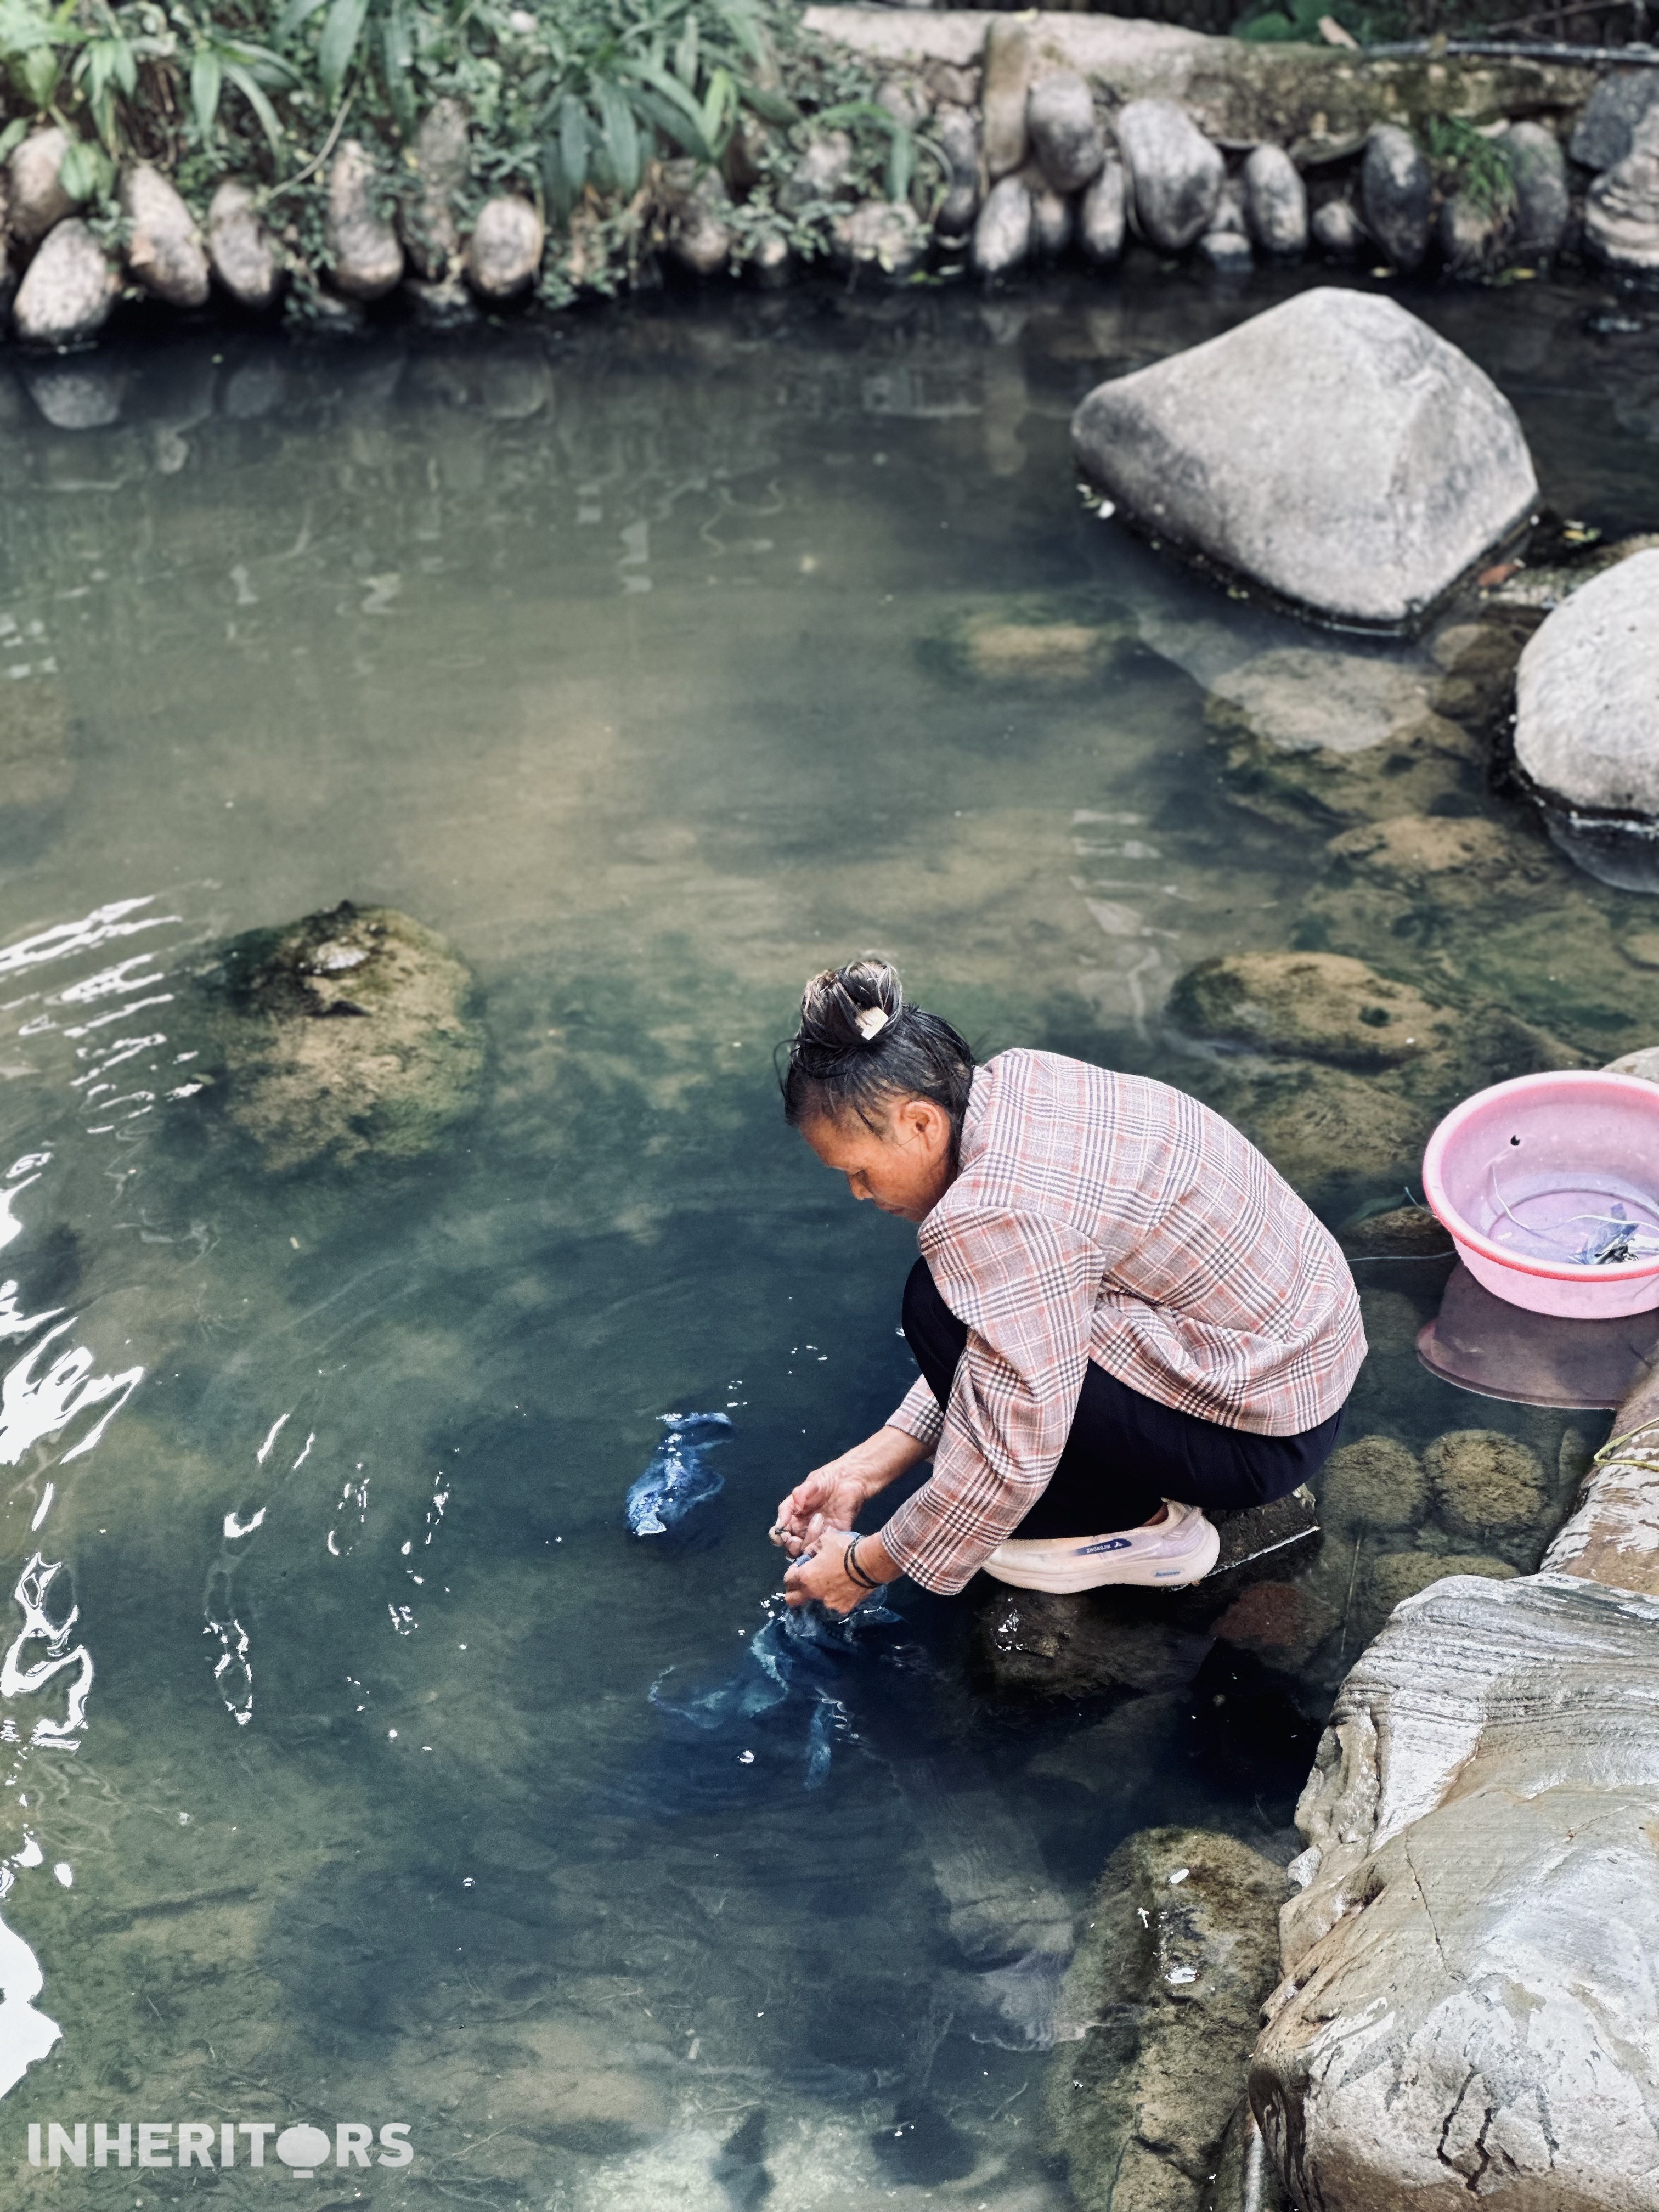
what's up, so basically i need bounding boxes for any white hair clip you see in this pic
[855,1006,890,1041]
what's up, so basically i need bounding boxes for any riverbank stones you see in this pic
[1028,71,1104,195]
[1071,290,1538,630]
[1514,546,1659,890]
[1426,1429,1548,1542]
[1360,123,1431,271]
[180,900,485,1172]
[1586,111,1659,275]
[1170,952,1455,1071]
[121,165,210,309]
[1115,98,1223,252]
[1368,1550,1517,1613]
[1078,156,1126,263]
[934,104,981,238]
[1049,1826,1285,2212]
[1506,122,1569,261]
[404,97,469,278]
[1570,66,1659,172]
[7,126,74,246]
[1244,143,1307,257]
[971,176,1032,277]
[326,139,404,300]
[465,195,544,299]
[12,219,117,348]
[207,182,281,311]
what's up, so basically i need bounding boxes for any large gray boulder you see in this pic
[207,181,281,311]
[1359,123,1431,270]
[1070,289,1539,630]
[1254,1573,1659,2212]
[971,174,1032,277]
[1570,67,1659,172]
[12,219,117,348]
[121,165,210,308]
[1027,70,1104,194]
[326,139,404,300]
[7,126,74,246]
[464,194,544,298]
[1586,110,1659,275]
[1115,98,1222,251]
[1514,546,1659,891]
[1244,143,1307,257]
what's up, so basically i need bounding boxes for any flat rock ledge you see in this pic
[1514,546,1659,893]
[1252,1567,1659,2210]
[1070,289,1538,631]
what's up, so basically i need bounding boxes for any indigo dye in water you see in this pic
[625,1409,732,1534]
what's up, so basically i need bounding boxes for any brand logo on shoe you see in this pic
[1074,1538,1133,1555]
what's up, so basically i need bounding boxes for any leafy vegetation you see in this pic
[0,0,924,304]
[1424,110,1516,217]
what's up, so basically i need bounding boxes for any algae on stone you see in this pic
[1318,1435,1429,1538]
[1425,1427,1548,1543]
[180,900,486,1172]
[1047,1825,1286,2212]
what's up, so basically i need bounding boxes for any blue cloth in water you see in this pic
[652,1595,898,1790]
[625,1410,732,1535]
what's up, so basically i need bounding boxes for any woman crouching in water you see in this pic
[771,957,1365,1614]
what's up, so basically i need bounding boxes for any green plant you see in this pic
[1234,0,1374,43]
[1424,111,1516,217]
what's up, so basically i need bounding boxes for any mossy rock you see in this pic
[1425,1429,1549,1543]
[1340,1204,1454,1259]
[919,600,1132,690]
[182,900,485,1171]
[1318,1434,1429,1537]
[1169,952,1457,1071]
[1210,697,1485,833]
[1368,1549,1517,1613]
[1224,1062,1434,1207]
[1046,1826,1285,2212]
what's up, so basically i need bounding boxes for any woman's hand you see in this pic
[770,1425,930,1558]
[782,1528,896,1616]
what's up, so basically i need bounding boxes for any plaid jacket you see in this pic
[879,1050,1365,1594]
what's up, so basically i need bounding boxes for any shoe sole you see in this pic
[983,1518,1221,1595]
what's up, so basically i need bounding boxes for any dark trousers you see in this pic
[900,1257,1346,1541]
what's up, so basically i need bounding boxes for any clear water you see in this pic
[0,263,1643,2207]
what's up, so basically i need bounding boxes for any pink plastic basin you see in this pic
[1423,1070,1659,1318]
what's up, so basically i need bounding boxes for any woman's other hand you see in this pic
[769,1424,930,1555]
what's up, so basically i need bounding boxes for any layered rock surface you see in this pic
[1254,1571,1659,2211]
[1070,290,1538,629]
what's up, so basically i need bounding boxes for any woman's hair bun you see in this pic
[798,956,904,1053]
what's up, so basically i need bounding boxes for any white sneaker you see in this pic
[981,1502,1220,1594]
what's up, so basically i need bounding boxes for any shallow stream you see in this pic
[0,261,1650,2207]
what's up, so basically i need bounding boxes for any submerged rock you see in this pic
[1513,546,1659,891]
[975,1585,1215,1702]
[1426,1429,1549,1544]
[182,901,485,1172]
[1115,98,1222,252]
[1207,647,1444,759]
[12,220,117,349]
[1209,1581,1337,1669]
[1071,290,1538,631]
[1339,1204,1454,1259]
[21,359,125,428]
[1170,951,1456,1071]
[1318,1435,1429,1538]
[1359,122,1431,271]
[1027,70,1104,195]
[1048,1826,1285,2212]
[1255,1573,1659,2212]
[0,677,72,810]
[121,165,209,308]
[1367,1549,1516,1613]
[326,139,404,301]
[1244,143,1307,258]
[207,182,282,312]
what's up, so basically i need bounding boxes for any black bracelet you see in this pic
[845,1535,878,1590]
